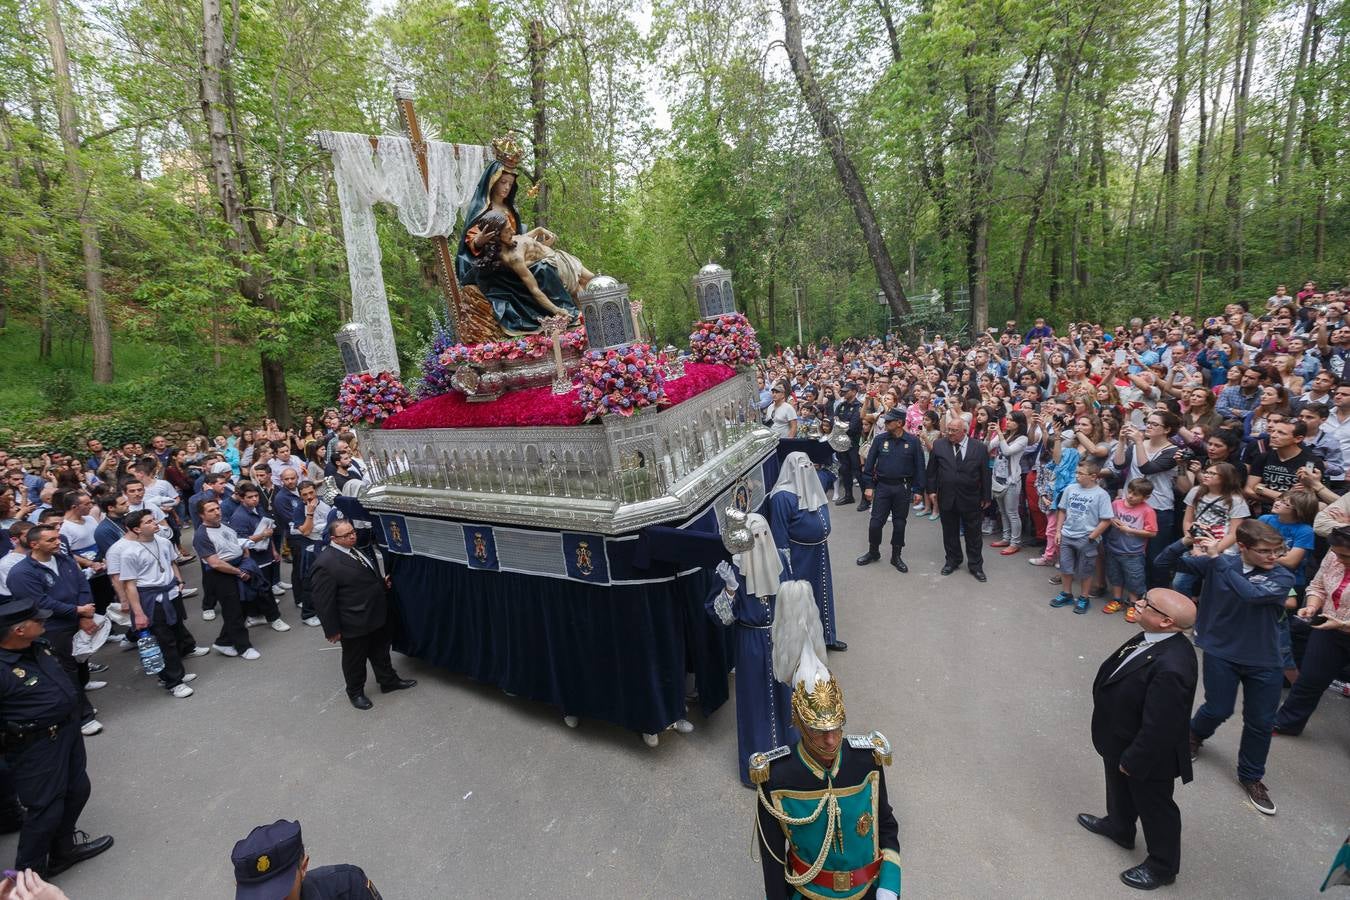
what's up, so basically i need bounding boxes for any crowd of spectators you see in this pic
[0,408,366,736]
[756,281,1350,815]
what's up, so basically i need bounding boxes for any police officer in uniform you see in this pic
[832,383,863,507]
[856,409,926,573]
[231,818,382,899]
[750,580,901,900]
[0,597,113,876]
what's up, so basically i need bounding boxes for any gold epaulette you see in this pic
[846,730,893,766]
[747,745,791,785]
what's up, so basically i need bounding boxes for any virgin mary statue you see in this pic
[454,137,590,335]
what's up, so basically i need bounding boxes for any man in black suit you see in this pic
[310,520,415,710]
[1078,588,1198,891]
[924,414,992,581]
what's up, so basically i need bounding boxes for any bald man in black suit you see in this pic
[1077,588,1198,891]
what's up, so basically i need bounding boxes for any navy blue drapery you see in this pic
[387,555,732,734]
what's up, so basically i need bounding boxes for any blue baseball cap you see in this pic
[232,819,304,900]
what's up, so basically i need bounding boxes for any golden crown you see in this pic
[491,136,524,172]
[791,675,846,732]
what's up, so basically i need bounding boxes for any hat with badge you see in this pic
[882,409,905,424]
[232,819,305,899]
[0,598,52,630]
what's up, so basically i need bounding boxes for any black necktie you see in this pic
[1116,635,1146,659]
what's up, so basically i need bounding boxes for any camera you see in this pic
[1189,524,1208,539]
[1176,447,1195,465]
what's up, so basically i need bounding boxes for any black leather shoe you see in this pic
[970,568,987,583]
[380,678,417,694]
[856,500,870,512]
[835,496,855,506]
[856,551,881,566]
[1076,813,1134,850]
[890,553,908,573]
[349,693,373,710]
[1120,864,1174,890]
[45,833,114,876]
[827,641,848,652]
[940,562,959,576]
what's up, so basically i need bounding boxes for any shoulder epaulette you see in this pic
[747,745,791,785]
[846,730,893,767]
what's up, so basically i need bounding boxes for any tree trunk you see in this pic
[528,19,550,227]
[779,0,910,318]
[1161,0,1187,272]
[1190,0,1213,301]
[1223,0,1256,286]
[201,0,289,424]
[872,0,902,64]
[961,61,998,335]
[1275,0,1316,253]
[42,0,113,383]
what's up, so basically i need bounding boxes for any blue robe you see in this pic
[768,491,837,646]
[706,567,798,786]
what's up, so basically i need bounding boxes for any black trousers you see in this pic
[939,503,984,569]
[867,481,910,551]
[341,625,400,697]
[836,449,858,499]
[1102,757,1181,879]
[286,536,315,618]
[148,595,197,688]
[43,629,93,723]
[7,717,91,872]
[1275,629,1350,735]
[203,568,251,652]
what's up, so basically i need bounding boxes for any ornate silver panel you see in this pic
[354,370,776,534]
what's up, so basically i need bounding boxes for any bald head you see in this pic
[1137,588,1195,632]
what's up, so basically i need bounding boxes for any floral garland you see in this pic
[574,343,670,421]
[339,371,411,425]
[688,313,760,368]
[419,328,586,398]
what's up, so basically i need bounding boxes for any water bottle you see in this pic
[137,630,165,676]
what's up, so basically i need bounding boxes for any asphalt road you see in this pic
[10,507,1348,899]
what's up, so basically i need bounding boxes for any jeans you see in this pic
[1106,551,1146,598]
[997,481,1023,545]
[1171,570,1199,597]
[1275,629,1350,735]
[1190,652,1283,783]
[1144,508,1176,588]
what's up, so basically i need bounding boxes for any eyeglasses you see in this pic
[1135,596,1169,618]
[1243,544,1286,557]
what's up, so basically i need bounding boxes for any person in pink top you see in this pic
[1273,526,1350,735]
[1103,478,1158,617]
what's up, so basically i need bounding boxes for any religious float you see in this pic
[313,90,784,744]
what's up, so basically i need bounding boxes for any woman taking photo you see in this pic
[1113,409,1181,587]
[1174,461,1249,597]
[988,410,1029,555]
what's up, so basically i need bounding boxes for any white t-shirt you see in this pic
[104,537,138,579]
[128,502,168,524]
[120,536,180,596]
[199,524,244,561]
[1184,487,1249,541]
[59,515,100,558]
[0,551,26,596]
[768,402,797,438]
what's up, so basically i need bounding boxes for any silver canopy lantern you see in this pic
[579,275,638,350]
[694,263,736,319]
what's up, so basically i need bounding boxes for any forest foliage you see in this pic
[0,0,1346,426]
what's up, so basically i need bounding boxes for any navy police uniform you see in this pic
[833,389,864,503]
[0,599,110,875]
[232,818,381,900]
[857,413,925,570]
[752,734,902,900]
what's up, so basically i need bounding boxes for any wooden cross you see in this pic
[392,87,465,337]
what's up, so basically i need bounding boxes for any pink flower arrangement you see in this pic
[688,313,760,369]
[436,329,586,369]
[339,371,411,424]
[574,343,670,421]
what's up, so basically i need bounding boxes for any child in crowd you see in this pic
[1259,488,1318,685]
[916,409,941,520]
[1174,460,1249,598]
[1029,413,1082,569]
[1051,459,1114,614]
[1103,478,1158,617]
